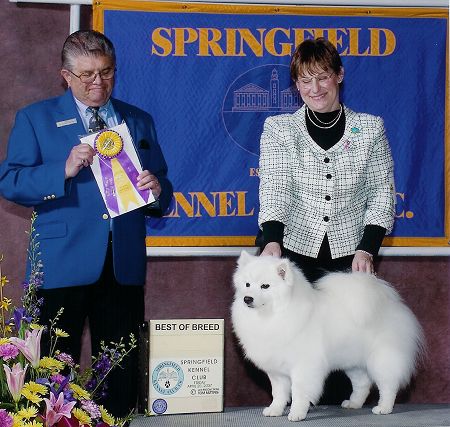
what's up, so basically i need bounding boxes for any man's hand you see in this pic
[137,170,161,199]
[65,143,95,179]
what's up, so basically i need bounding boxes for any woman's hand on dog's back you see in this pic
[352,250,375,274]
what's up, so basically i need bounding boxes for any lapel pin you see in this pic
[351,127,360,134]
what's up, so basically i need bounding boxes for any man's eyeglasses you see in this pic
[66,67,116,84]
[298,73,334,88]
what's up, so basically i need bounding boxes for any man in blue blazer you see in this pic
[0,30,173,416]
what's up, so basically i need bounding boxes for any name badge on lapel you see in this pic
[56,118,78,128]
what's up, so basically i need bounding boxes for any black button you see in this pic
[326,174,332,179]
[323,216,329,222]
[324,157,330,163]
[325,195,331,201]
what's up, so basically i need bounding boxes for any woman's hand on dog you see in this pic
[352,250,375,274]
[261,242,282,258]
[260,244,375,275]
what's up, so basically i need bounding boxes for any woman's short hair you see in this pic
[290,37,342,82]
[61,30,116,70]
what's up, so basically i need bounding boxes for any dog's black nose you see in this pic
[244,296,254,305]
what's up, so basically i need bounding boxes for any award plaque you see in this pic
[147,319,224,415]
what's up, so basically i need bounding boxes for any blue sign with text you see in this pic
[99,4,448,246]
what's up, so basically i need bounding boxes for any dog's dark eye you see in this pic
[246,283,250,288]
[261,284,270,289]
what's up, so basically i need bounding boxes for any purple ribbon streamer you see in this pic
[99,159,120,215]
[98,151,150,215]
[116,150,151,203]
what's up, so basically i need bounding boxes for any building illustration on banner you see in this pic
[222,64,301,156]
[232,69,300,112]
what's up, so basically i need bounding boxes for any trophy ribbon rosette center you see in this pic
[81,123,154,217]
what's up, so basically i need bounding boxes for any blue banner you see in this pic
[94,2,449,246]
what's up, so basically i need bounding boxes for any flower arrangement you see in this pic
[0,213,137,427]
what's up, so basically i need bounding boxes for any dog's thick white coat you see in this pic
[231,252,424,422]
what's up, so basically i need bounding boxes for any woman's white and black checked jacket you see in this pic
[258,105,395,259]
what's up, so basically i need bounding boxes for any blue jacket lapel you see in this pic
[111,99,139,150]
[55,89,87,146]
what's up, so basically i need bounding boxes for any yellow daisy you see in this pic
[69,383,91,400]
[0,337,9,345]
[72,408,92,426]
[38,357,64,371]
[1,276,9,287]
[1,297,11,309]
[99,406,115,426]
[21,389,42,405]
[17,406,38,420]
[54,328,70,337]
[11,413,25,427]
[22,382,48,396]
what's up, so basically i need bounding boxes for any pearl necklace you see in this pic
[306,104,343,129]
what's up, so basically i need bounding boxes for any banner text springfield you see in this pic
[151,27,395,57]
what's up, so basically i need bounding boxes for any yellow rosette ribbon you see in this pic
[95,130,123,159]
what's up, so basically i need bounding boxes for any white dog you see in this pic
[231,251,424,422]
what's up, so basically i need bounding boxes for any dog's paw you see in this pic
[341,399,363,409]
[263,405,284,417]
[287,409,307,422]
[372,405,393,415]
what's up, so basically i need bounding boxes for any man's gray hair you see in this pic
[61,30,116,70]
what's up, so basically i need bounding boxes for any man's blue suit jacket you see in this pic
[0,89,173,289]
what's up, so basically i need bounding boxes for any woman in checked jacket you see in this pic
[258,37,396,283]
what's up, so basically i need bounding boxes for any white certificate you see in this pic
[80,122,155,217]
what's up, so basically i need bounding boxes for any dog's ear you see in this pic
[276,260,293,285]
[237,250,253,267]
[277,264,286,280]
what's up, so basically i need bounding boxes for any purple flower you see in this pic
[13,307,32,331]
[39,376,74,401]
[50,373,66,384]
[63,387,75,402]
[85,377,97,391]
[93,354,111,377]
[0,409,13,427]
[56,352,74,367]
[81,400,101,419]
[0,343,19,361]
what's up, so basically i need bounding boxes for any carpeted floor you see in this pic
[131,404,450,426]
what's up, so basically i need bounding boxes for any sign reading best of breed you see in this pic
[148,319,224,415]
